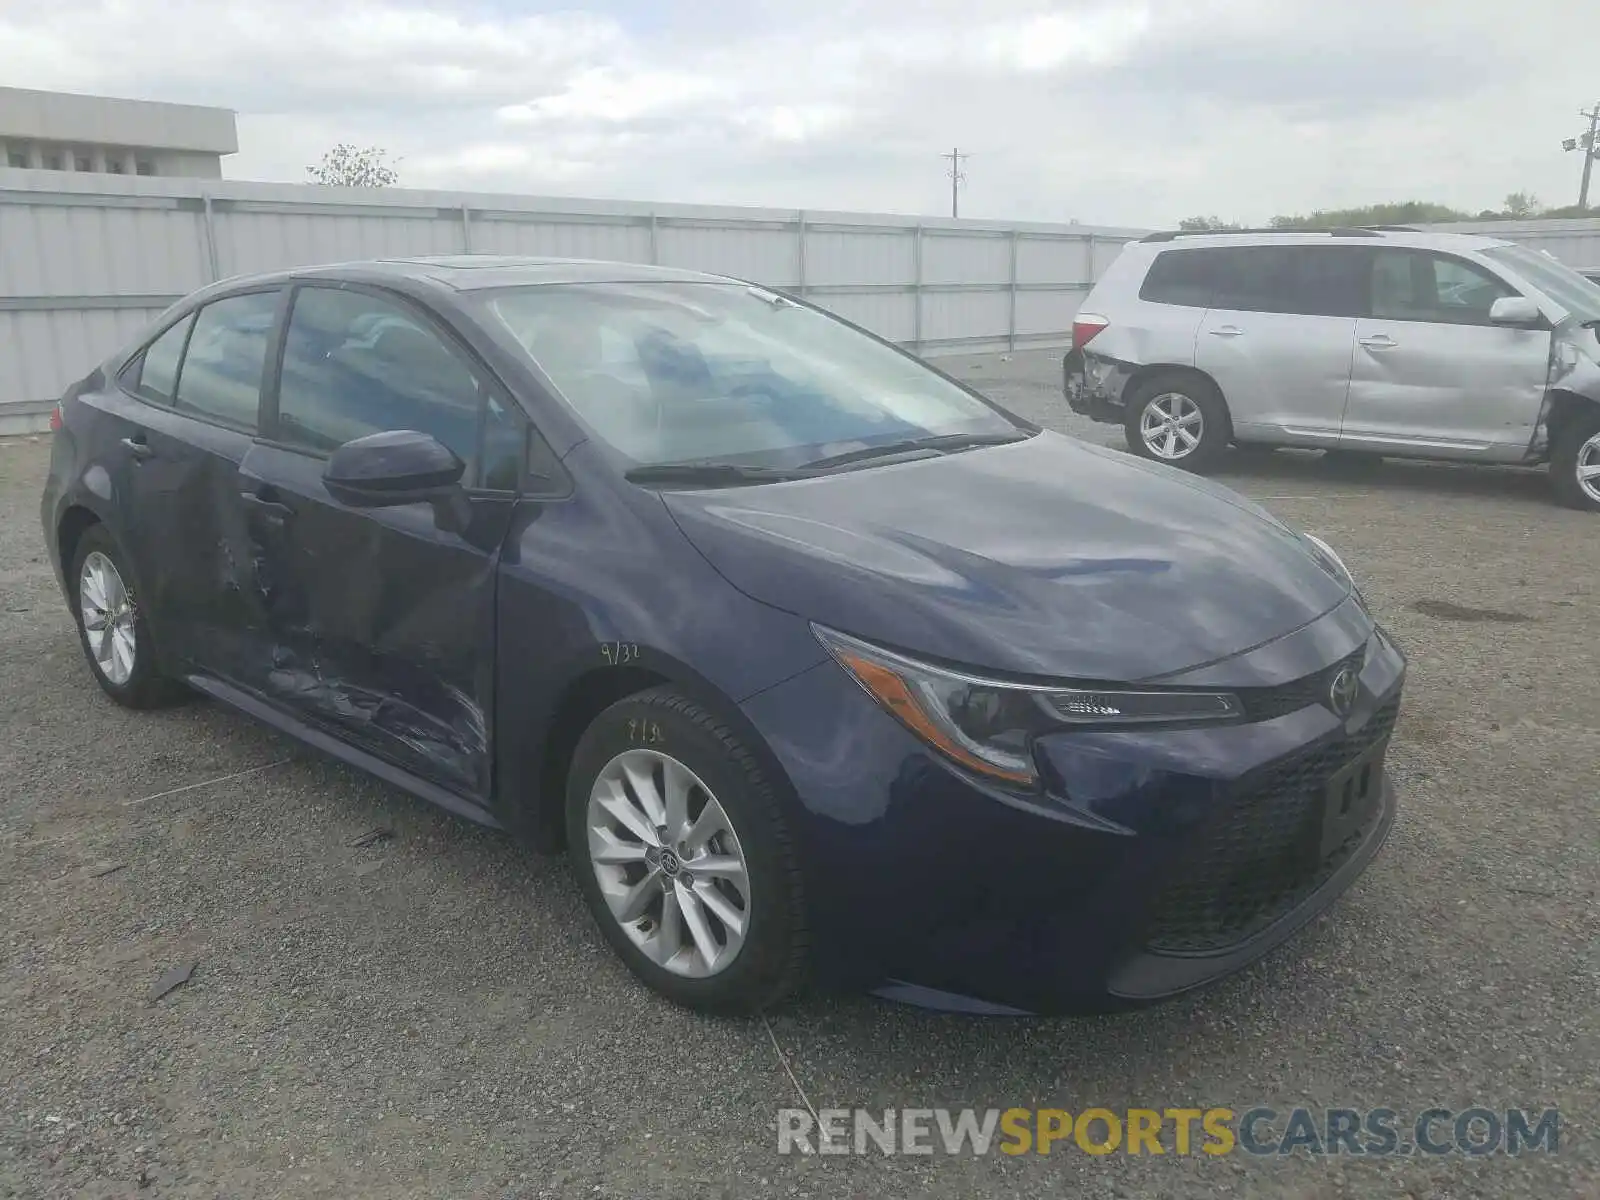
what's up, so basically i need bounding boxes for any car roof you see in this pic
[1132,229,1517,254]
[278,255,739,291]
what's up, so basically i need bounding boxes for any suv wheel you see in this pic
[1123,374,1229,472]
[1552,410,1600,512]
[69,525,185,708]
[565,686,808,1013]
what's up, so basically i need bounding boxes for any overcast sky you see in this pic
[1,0,1594,227]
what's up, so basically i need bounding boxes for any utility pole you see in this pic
[1566,104,1600,210]
[942,147,967,219]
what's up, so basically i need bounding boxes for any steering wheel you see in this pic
[727,381,784,406]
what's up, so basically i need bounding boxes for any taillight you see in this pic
[1072,313,1110,350]
[49,401,63,432]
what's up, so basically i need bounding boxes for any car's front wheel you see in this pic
[1551,409,1600,512]
[69,524,184,708]
[565,687,808,1012]
[1123,374,1229,472]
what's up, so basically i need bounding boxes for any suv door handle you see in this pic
[1208,325,1244,337]
[1359,334,1398,349]
[239,492,295,522]
[120,435,153,461]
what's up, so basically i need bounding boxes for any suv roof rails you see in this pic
[1140,227,1384,243]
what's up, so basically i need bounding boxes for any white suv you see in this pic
[1062,228,1600,511]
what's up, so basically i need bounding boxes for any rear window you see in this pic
[1213,246,1367,318]
[1139,249,1219,306]
[173,291,278,430]
[1141,244,1366,318]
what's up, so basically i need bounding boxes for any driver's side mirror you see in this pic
[1489,296,1542,326]
[323,429,465,508]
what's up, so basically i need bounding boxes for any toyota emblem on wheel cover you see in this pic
[1328,665,1360,717]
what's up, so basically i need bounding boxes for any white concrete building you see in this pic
[0,86,236,179]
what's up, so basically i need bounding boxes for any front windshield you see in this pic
[475,282,1021,468]
[1481,244,1600,322]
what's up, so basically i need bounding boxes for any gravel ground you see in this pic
[1,349,1596,1198]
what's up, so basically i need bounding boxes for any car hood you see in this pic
[660,432,1352,683]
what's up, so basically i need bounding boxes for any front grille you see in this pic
[1142,697,1399,955]
[1235,647,1366,722]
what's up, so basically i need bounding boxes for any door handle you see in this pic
[239,492,295,522]
[1208,325,1244,337]
[120,435,153,461]
[1359,334,1398,350]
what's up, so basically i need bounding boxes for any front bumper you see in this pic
[739,604,1405,1015]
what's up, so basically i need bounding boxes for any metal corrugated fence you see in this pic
[0,171,1147,433]
[1426,217,1600,270]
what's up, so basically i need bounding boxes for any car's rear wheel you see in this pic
[1551,410,1600,512]
[565,686,807,1013]
[1123,374,1229,473]
[69,525,184,708]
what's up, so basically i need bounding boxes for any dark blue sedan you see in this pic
[40,256,1405,1015]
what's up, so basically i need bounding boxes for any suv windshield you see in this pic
[1481,244,1600,322]
[475,282,1022,469]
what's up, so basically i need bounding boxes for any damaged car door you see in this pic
[234,284,520,800]
[1341,248,1552,457]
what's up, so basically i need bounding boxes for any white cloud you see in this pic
[1,0,1593,226]
[979,8,1153,72]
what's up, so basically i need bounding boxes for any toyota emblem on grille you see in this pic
[1327,665,1360,717]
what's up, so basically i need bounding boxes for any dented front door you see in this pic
[234,441,509,800]
[1340,248,1551,458]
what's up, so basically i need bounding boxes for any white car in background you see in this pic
[1063,228,1600,511]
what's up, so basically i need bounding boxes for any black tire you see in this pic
[1550,408,1600,512]
[1122,373,1230,473]
[564,686,808,1013]
[68,524,186,709]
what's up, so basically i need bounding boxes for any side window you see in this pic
[126,315,194,404]
[480,392,527,492]
[1282,246,1368,318]
[1369,250,1516,325]
[1139,249,1220,307]
[174,291,279,429]
[1429,256,1516,323]
[276,287,485,476]
[1211,246,1297,312]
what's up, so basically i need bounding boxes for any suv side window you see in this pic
[1210,246,1295,313]
[1139,249,1221,307]
[276,287,490,479]
[1369,249,1516,325]
[1282,246,1368,318]
[173,291,280,429]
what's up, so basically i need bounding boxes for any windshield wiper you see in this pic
[624,462,817,488]
[800,430,1031,471]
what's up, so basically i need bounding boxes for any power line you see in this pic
[942,147,968,219]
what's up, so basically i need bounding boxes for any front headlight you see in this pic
[812,626,1243,787]
[1302,533,1353,586]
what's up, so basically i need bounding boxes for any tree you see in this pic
[1501,191,1542,219]
[1178,215,1242,231]
[1269,200,1470,229]
[306,144,399,188]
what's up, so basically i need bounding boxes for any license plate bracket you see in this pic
[1319,740,1388,857]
